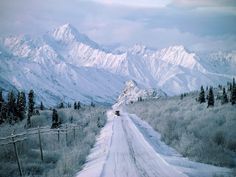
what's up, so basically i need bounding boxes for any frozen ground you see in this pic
[75,108,231,177]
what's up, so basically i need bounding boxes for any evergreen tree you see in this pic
[207,87,214,107]
[91,102,95,107]
[27,90,34,127]
[198,86,205,103]
[51,109,59,128]
[77,101,81,110]
[16,92,20,120]
[221,87,228,104]
[17,91,26,120]
[7,90,16,116]
[231,78,236,105]
[59,102,64,109]
[0,104,8,124]
[40,101,44,110]
[74,102,77,110]
[0,89,4,112]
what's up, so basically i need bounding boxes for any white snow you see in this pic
[115,80,166,106]
[1,24,236,105]
[75,108,231,177]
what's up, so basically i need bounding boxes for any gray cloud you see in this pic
[169,0,236,8]
[0,0,235,52]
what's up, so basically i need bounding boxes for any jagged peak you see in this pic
[163,45,191,54]
[114,79,166,107]
[51,23,79,42]
[128,43,148,55]
[49,23,99,48]
[123,80,138,90]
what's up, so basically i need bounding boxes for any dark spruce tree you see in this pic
[27,90,34,127]
[74,102,77,110]
[51,109,59,128]
[231,78,236,105]
[0,89,4,111]
[40,101,44,110]
[91,102,95,107]
[207,87,214,107]
[198,86,206,103]
[16,91,26,120]
[7,90,16,121]
[16,92,20,120]
[221,87,228,105]
[59,102,64,109]
[77,101,81,110]
[0,104,8,124]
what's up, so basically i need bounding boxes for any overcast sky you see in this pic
[0,0,236,52]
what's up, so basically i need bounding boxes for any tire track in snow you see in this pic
[100,113,115,177]
[122,118,149,177]
[121,113,188,177]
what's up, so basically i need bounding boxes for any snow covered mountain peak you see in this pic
[168,45,186,51]
[51,23,78,42]
[49,23,99,48]
[157,45,205,71]
[128,44,148,55]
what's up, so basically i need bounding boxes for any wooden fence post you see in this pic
[66,124,68,145]
[73,127,75,141]
[38,127,44,162]
[11,133,23,177]
[57,128,60,143]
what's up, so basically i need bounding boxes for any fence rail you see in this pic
[0,124,81,177]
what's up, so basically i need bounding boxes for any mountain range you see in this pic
[0,24,235,106]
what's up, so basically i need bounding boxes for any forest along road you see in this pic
[75,110,187,177]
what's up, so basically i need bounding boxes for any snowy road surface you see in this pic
[75,110,231,177]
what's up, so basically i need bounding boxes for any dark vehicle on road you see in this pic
[115,110,120,116]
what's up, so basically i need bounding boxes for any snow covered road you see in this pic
[75,110,231,177]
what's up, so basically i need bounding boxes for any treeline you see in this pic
[0,90,35,125]
[0,88,97,130]
[51,101,83,129]
[197,78,236,107]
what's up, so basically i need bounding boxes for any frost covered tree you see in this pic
[221,87,228,105]
[198,86,205,103]
[27,90,34,127]
[231,78,236,105]
[207,87,214,107]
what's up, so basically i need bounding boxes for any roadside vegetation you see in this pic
[127,79,236,168]
[0,90,107,177]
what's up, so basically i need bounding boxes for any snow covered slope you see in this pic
[0,35,126,105]
[0,24,235,105]
[115,80,166,106]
